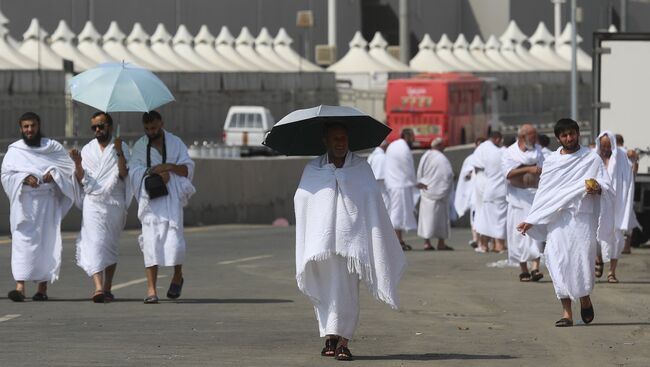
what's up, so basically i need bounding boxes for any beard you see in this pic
[146,131,163,142]
[22,131,42,147]
[95,132,111,144]
[561,141,580,153]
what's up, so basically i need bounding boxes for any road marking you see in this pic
[218,255,273,265]
[111,275,167,291]
[0,314,20,323]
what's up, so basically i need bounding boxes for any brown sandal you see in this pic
[607,274,619,283]
[335,345,353,361]
[400,241,412,251]
[321,338,338,357]
[595,261,604,278]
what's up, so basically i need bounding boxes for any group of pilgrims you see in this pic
[0,108,640,361]
[2,110,195,304]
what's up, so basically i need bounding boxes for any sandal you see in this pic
[167,278,184,299]
[32,292,48,301]
[530,269,544,282]
[595,261,604,278]
[104,291,115,303]
[92,290,105,303]
[321,337,338,357]
[554,318,573,327]
[335,345,353,361]
[607,274,619,284]
[581,305,594,324]
[423,245,435,251]
[143,295,159,304]
[400,241,412,251]
[7,290,25,302]
[519,272,531,282]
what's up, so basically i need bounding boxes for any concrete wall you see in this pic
[0,70,338,146]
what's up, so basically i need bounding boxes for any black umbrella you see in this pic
[263,105,391,156]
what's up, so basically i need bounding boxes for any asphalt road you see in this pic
[0,225,649,366]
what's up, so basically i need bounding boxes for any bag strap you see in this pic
[147,133,166,168]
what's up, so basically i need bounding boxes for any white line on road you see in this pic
[218,255,273,265]
[0,314,20,323]
[111,275,168,291]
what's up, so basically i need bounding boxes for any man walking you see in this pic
[384,129,426,250]
[519,118,614,327]
[295,123,406,361]
[128,111,195,304]
[71,112,130,303]
[502,124,544,282]
[1,112,77,302]
[417,138,454,250]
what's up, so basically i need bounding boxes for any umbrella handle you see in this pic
[116,122,121,138]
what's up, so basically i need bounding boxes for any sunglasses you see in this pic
[90,123,107,131]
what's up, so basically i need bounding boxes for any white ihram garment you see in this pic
[473,140,507,239]
[384,139,417,231]
[454,153,475,218]
[1,138,77,283]
[367,147,390,210]
[295,153,407,339]
[75,138,132,276]
[416,150,453,239]
[525,146,614,300]
[128,130,196,267]
[502,143,545,264]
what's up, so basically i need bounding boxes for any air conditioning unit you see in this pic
[386,46,401,60]
[315,45,337,66]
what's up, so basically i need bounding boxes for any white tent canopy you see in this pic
[215,26,257,71]
[328,31,391,73]
[0,8,8,26]
[151,23,202,71]
[368,31,410,71]
[468,35,500,71]
[18,18,63,70]
[255,27,295,71]
[500,20,553,71]
[193,25,238,71]
[0,22,37,69]
[273,28,321,71]
[50,20,96,71]
[556,23,592,71]
[126,23,176,71]
[436,33,471,71]
[484,35,518,71]
[78,21,116,64]
[528,22,569,70]
[103,21,153,69]
[235,27,279,71]
[172,24,216,71]
[409,33,453,72]
[453,34,489,71]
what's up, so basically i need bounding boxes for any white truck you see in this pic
[222,106,275,155]
[593,32,650,245]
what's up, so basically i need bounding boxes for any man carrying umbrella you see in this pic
[269,105,406,361]
[71,112,131,303]
[1,112,78,301]
[128,111,195,304]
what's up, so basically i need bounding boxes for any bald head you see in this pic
[517,123,537,151]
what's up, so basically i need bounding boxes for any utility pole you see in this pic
[570,0,578,120]
[621,0,627,31]
[551,0,566,41]
[399,0,409,63]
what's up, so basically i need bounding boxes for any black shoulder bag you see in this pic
[144,135,169,199]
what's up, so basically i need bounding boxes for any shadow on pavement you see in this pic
[38,298,294,304]
[354,353,517,361]
[596,280,650,284]
[578,322,650,327]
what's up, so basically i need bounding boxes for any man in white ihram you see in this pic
[129,111,196,304]
[594,131,633,283]
[502,124,544,282]
[454,138,486,249]
[366,140,389,210]
[71,112,130,303]
[384,129,427,250]
[519,118,614,327]
[2,112,77,302]
[417,138,455,250]
[295,123,406,361]
[473,132,507,253]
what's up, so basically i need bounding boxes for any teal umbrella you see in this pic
[263,105,391,156]
[69,62,175,113]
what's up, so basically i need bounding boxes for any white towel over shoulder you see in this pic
[295,152,407,309]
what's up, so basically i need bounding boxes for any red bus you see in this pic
[385,72,491,148]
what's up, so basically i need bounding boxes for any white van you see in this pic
[222,106,275,154]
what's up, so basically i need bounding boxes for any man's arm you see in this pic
[150,163,188,177]
[506,165,540,179]
[114,138,129,179]
[70,149,84,183]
